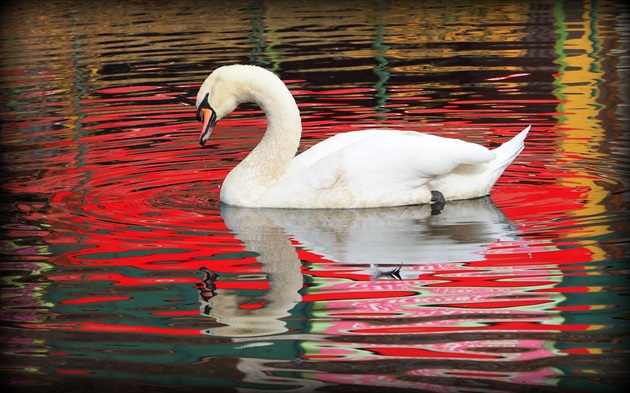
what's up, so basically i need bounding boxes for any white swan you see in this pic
[196,64,530,208]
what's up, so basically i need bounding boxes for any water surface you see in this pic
[1,1,628,392]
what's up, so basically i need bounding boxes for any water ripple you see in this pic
[1,1,628,392]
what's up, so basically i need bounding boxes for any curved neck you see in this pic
[227,72,302,195]
[253,85,302,162]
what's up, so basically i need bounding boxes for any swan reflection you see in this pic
[199,198,521,336]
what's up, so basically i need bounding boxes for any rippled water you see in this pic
[1,0,629,392]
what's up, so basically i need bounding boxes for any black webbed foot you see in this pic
[383,265,403,281]
[430,190,445,215]
[370,264,403,281]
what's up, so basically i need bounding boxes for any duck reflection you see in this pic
[198,198,521,337]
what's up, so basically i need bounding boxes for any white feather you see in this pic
[196,65,530,208]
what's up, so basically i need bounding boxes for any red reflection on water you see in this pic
[365,346,501,359]
[48,272,268,290]
[55,370,92,375]
[349,321,602,335]
[26,109,597,342]
[485,73,531,81]
[60,296,131,305]
[21,322,203,336]
[303,291,417,302]
[2,79,606,393]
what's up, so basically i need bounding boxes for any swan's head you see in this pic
[196,65,295,147]
[196,65,259,147]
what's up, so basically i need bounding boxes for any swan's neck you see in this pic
[249,87,301,169]
[223,76,301,204]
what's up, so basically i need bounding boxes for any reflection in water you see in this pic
[199,205,304,337]
[1,0,628,391]
[369,264,403,281]
[204,198,522,337]
[197,266,219,315]
[227,197,521,264]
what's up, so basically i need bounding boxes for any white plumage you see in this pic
[196,64,529,208]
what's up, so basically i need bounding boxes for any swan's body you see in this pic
[196,64,530,208]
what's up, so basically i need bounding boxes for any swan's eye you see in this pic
[196,93,212,122]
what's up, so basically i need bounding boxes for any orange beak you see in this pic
[199,107,215,147]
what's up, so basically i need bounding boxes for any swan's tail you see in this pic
[490,125,530,176]
[437,125,530,200]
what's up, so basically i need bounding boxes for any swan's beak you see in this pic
[199,107,215,147]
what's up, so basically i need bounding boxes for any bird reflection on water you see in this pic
[197,267,219,316]
[196,197,522,337]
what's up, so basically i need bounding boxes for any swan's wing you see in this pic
[287,130,384,173]
[291,130,494,179]
[261,130,495,207]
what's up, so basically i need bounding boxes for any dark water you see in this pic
[1,0,629,392]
